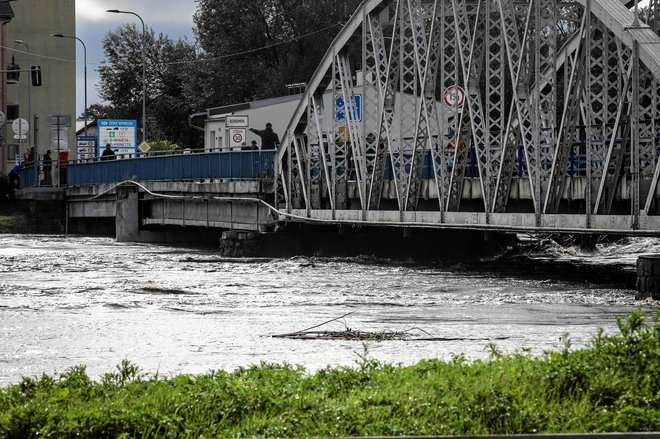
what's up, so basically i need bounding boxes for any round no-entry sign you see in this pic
[443,85,465,108]
[12,118,29,134]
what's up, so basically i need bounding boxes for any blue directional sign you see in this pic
[97,119,138,158]
[335,95,362,122]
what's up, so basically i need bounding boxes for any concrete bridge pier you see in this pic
[115,185,166,243]
[219,230,262,256]
[636,255,660,300]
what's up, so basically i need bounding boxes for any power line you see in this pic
[0,22,342,68]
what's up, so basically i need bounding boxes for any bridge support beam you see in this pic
[116,185,164,243]
[636,255,660,300]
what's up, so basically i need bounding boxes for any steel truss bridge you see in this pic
[275,0,660,235]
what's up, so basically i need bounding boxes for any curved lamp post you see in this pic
[51,34,88,136]
[107,9,147,145]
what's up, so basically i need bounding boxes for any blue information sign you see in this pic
[335,95,362,122]
[97,119,138,158]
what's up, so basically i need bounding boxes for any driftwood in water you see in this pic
[272,312,509,342]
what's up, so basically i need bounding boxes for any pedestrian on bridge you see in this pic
[101,143,116,161]
[42,150,53,186]
[249,123,280,150]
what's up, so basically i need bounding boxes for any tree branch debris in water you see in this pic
[272,312,510,342]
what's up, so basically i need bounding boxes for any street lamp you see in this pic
[51,34,88,136]
[107,9,147,145]
[13,39,30,148]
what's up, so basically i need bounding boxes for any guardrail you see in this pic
[66,150,275,186]
[18,137,648,190]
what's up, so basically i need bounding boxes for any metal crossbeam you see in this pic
[274,0,660,234]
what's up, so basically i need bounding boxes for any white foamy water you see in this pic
[0,234,657,386]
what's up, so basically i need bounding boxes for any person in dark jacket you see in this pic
[249,123,280,150]
[42,150,53,186]
[101,143,116,161]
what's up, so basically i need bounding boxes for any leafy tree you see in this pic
[149,38,203,148]
[190,0,360,109]
[97,24,202,148]
[98,24,156,122]
[81,103,120,121]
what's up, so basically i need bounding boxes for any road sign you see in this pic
[138,141,151,153]
[226,115,249,127]
[335,95,362,122]
[0,111,6,126]
[47,114,72,127]
[77,135,97,161]
[98,119,138,157]
[443,85,465,108]
[50,127,69,150]
[12,118,29,135]
[13,134,26,140]
[230,128,246,148]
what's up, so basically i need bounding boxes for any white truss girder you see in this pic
[273,0,660,234]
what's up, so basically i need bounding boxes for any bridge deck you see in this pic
[16,150,660,236]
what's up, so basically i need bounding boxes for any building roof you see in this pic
[0,2,15,20]
[75,119,97,136]
[207,93,303,117]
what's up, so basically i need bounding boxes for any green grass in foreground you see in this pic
[1,311,658,438]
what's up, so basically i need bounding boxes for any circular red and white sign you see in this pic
[443,85,465,108]
[233,133,244,143]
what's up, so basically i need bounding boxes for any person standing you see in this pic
[249,123,280,150]
[42,150,53,186]
[58,150,69,186]
[22,147,34,165]
[101,143,116,161]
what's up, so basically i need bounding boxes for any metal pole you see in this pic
[56,117,61,187]
[83,42,87,136]
[51,35,88,136]
[107,9,147,145]
[34,114,39,188]
[14,40,30,150]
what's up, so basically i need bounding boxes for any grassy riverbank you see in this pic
[1,311,658,438]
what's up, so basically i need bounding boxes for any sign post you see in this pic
[47,115,72,187]
[12,118,29,142]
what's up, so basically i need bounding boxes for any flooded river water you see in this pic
[0,233,657,387]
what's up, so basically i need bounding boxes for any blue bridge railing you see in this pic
[18,139,649,190]
[67,150,275,186]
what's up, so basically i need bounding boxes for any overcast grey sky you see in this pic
[76,0,197,116]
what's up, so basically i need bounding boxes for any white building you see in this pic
[193,94,302,152]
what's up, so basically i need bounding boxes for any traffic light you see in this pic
[6,55,20,83]
[6,104,19,120]
[31,66,42,86]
